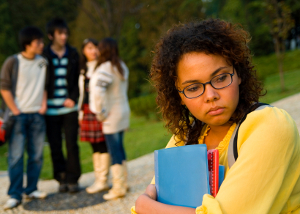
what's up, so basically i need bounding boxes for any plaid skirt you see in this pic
[80,104,105,143]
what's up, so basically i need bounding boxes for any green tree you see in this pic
[266,0,294,91]
[5,0,79,48]
[0,0,18,65]
[72,0,206,98]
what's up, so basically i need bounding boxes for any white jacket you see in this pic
[87,60,130,134]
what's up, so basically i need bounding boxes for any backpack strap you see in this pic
[228,103,270,168]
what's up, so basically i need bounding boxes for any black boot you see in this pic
[58,172,68,193]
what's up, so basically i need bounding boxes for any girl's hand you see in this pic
[144,184,157,200]
[79,120,82,126]
[135,184,157,213]
[135,184,196,214]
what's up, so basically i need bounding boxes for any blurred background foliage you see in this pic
[1,0,300,117]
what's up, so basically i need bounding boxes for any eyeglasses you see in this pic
[177,69,235,99]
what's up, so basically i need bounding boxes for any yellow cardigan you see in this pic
[131,106,300,214]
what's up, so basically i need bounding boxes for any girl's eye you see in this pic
[215,74,228,83]
[186,84,202,92]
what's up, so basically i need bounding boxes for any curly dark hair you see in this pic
[150,19,264,145]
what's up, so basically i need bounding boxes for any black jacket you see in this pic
[43,44,79,103]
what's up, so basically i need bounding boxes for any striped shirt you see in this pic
[46,48,77,115]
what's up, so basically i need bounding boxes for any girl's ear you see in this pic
[238,76,242,85]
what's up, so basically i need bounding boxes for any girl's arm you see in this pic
[135,184,195,214]
[134,107,300,214]
[197,107,300,214]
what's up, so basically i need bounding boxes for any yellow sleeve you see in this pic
[131,206,137,214]
[196,107,300,214]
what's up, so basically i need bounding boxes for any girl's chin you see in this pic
[203,117,232,127]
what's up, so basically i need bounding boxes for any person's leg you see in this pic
[104,131,126,165]
[103,131,127,200]
[86,142,110,194]
[91,142,108,154]
[63,111,81,188]
[24,113,46,197]
[45,115,66,183]
[7,114,26,201]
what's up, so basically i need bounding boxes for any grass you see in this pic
[260,69,300,103]
[1,50,300,179]
[253,49,300,80]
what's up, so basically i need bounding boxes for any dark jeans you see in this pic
[104,131,126,165]
[8,113,45,201]
[45,111,81,184]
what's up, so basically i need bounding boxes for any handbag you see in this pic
[0,118,6,146]
[0,110,15,146]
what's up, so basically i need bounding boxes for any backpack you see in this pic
[227,102,270,168]
[0,54,19,146]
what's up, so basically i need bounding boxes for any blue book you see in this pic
[154,144,210,208]
[219,165,225,189]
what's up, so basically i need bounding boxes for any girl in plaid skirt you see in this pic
[78,38,110,194]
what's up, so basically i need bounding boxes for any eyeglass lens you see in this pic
[184,73,233,98]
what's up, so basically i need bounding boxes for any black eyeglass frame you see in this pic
[177,67,235,99]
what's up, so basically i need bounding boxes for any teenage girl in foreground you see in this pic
[78,38,110,194]
[132,19,300,214]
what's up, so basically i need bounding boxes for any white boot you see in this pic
[86,152,110,194]
[122,160,129,191]
[103,164,126,200]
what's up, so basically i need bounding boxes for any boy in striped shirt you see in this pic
[43,18,81,193]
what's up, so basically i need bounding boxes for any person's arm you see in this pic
[0,90,20,115]
[134,107,300,214]
[195,107,300,214]
[132,136,190,214]
[38,90,47,114]
[135,184,196,214]
[0,56,20,115]
[89,62,113,120]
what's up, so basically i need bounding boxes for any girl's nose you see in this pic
[203,84,220,103]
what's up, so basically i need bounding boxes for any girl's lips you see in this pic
[207,107,225,116]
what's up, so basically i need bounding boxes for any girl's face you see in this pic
[83,42,99,62]
[176,52,241,127]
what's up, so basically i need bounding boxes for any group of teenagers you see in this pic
[0,17,130,210]
[1,16,300,214]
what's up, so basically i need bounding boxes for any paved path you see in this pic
[0,93,300,214]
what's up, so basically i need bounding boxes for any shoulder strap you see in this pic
[228,103,270,168]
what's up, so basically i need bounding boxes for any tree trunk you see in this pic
[274,36,285,91]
